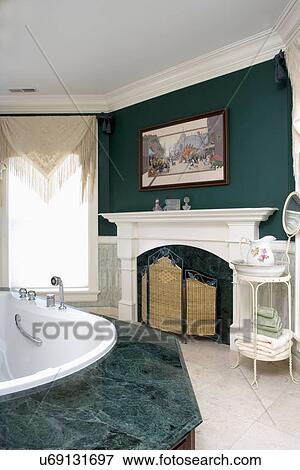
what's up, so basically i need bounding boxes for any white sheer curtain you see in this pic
[286,33,300,190]
[0,115,96,202]
[0,115,98,293]
[286,33,300,343]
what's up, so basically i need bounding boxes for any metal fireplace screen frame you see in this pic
[140,247,218,337]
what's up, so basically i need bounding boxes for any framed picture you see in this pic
[139,108,228,191]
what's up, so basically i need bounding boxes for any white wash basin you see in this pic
[231,260,286,278]
[0,291,117,396]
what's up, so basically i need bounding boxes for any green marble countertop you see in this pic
[0,319,202,449]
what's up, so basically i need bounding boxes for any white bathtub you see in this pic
[0,291,117,396]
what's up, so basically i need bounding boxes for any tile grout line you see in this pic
[228,366,289,448]
[237,365,277,426]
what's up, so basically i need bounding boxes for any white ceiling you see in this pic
[0,0,292,97]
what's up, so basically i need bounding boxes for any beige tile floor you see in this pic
[180,339,300,449]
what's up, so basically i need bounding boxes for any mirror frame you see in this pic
[282,191,300,237]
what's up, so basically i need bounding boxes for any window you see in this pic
[6,161,98,301]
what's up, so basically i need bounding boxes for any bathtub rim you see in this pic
[0,290,117,397]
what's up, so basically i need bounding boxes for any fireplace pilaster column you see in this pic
[116,222,138,321]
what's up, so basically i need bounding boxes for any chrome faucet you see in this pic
[27,290,36,301]
[19,288,36,300]
[51,276,66,310]
[19,288,27,299]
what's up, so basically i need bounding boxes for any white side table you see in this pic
[233,272,297,388]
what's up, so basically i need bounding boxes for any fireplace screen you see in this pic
[140,247,217,337]
[185,271,217,336]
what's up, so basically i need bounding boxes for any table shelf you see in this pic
[238,346,290,362]
[232,271,297,388]
[237,273,291,284]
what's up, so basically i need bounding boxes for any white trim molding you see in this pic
[0,94,108,115]
[105,29,282,112]
[100,208,278,225]
[275,0,300,46]
[0,0,299,113]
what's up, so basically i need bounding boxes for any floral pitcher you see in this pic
[242,236,276,266]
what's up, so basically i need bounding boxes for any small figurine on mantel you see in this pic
[182,196,191,210]
[153,198,162,211]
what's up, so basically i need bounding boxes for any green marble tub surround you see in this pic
[0,319,201,449]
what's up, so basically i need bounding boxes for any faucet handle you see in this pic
[19,288,27,299]
[28,290,36,301]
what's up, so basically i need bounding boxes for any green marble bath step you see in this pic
[0,318,202,450]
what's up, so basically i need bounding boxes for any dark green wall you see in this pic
[99,60,294,238]
[98,131,113,235]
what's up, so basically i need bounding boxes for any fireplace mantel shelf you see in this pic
[100,207,278,224]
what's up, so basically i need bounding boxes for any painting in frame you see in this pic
[139,109,228,191]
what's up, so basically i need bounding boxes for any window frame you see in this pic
[0,150,98,303]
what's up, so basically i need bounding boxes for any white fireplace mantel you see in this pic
[101,208,277,224]
[100,207,278,346]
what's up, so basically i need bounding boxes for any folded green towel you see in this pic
[256,319,282,333]
[257,312,282,329]
[257,328,283,339]
[258,323,282,333]
[253,314,282,336]
[257,306,278,319]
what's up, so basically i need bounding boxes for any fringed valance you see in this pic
[0,115,96,202]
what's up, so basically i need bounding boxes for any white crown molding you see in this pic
[0,1,298,114]
[106,29,283,111]
[275,0,300,47]
[0,94,108,114]
[0,29,282,114]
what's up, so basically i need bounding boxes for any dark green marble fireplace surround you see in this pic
[0,318,201,450]
[137,245,233,345]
